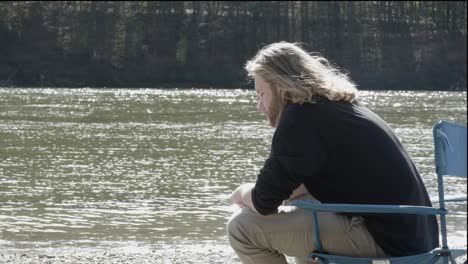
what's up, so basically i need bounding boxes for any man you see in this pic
[227,42,439,264]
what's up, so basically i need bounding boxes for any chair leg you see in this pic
[448,254,458,264]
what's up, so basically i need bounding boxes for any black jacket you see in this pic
[251,97,439,256]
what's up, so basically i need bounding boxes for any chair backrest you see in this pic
[433,120,467,178]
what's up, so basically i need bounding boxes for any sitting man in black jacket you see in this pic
[227,41,439,264]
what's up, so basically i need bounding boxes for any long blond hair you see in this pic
[245,42,358,126]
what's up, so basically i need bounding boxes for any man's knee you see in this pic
[226,208,254,241]
[227,209,244,236]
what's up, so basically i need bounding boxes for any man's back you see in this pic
[280,98,439,256]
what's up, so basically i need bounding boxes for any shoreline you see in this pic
[1,247,465,264]
[0,252,465,264]
[0,241,241,264]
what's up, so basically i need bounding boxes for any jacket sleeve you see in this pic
[252,105,325,215]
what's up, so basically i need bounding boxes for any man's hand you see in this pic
[288,184,309,201]
[230,183,258,213]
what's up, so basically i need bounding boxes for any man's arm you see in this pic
[289,184,309,201]
[230,183,309,213]
[230,183,258,213]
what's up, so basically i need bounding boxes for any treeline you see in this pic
[0,1,466,90]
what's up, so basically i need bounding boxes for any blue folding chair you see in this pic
[293,120,467,264]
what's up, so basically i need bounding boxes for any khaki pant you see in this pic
[226,194,386,264]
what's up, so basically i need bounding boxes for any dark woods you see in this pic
[0,1,466,90]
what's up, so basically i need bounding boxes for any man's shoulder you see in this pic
[283,98,334,115]
[279,102,322,130]
[282,103,311,121]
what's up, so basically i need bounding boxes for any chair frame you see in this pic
[293,120,467,264]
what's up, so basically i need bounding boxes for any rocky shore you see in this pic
[0,243,240,264]
[0,251,238,264]
[1,239,465,264]
[0,251,465,264]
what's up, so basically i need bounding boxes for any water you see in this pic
[0,88,466,255]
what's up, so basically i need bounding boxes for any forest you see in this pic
[0,1,466,90]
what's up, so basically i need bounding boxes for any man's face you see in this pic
[255,75,279,127]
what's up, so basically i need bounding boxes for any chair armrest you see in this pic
[292,200,447,215]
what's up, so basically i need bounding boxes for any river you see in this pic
[0,88,466,261]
